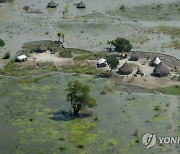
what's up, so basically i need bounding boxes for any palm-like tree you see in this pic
[57,32,61,42]
[61,33,65,42]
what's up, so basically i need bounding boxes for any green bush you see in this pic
[3,52,10,59]
[154,105,161,111]
[0,39,5,47]
[60,49,72,58]
[23,5,30,11]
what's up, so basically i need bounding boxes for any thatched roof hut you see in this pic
[153,61,170,77]
[118,62,133,75]
[149,56,161,66]
[36,44,47,53]
[77,1,86,8]
[136,67,143,75]
[129,52,139,61]
[47,0,58,8]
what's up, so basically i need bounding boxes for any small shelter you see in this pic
[118,62,133,75]
[153,61,170,77]
[129,52,139,61]
[16,55,27,62]
[97,58,107,68]
[47,0,58,8]
[36,44,47,53]
[149,56,161,66]
[77,1,86,8]
[136,67,143,75]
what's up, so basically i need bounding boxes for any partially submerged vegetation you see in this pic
[1,60,58,76]
[0,38,5,47]
[155,85,180,95]
[74,51,107,60]
[108,2,180,21]
[63,62,98,75]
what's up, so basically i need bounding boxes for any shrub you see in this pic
[23,5,30,11]
[3,52,10,59]
[100,89,107,94]
[58,137,65,141]
[120,5,125,10]
[77,145,85,149]
[60,49,72,58]
[59,146,67,151]
[0,38,5,47]
[154,105,161,111]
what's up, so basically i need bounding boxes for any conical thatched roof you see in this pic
[130,52,139,61]
[37,44,47,53]
[118,62,133,75]
[136,67,143,75]
[153,61,170,77]
[150,56,161,66]
[47,0,58,8]
[77,1,86,8]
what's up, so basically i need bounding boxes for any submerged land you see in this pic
[0,0,180,154]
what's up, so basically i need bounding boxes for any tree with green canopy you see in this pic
[57,31,65,43]
[66,80,96,118]
[110,37,132,53]
[106,55,119,75]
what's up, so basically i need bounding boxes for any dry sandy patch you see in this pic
[29,52,74,66]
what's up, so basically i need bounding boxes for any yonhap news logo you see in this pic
[142,132,180,148]
[142,132,156,148]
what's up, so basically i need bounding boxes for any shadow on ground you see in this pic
[49,110,89,121]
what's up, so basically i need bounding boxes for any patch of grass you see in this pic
[171,40,180,49]
[153,114,164,122]
[108,2,180,21]
[155,85,180,95]
[59,49,72,58]
[103,138,118,148]
[100,83,114,94]
[74,52,107,60]
[1,60,57,76]
[158,26,180,38]
[122,139,136,152]
[63,62,97,75]
[67,48,90,55]
[66,119,97,145]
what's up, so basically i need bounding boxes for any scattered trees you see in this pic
[57,32,65,43]
[3,52,10,59]
[106,55,119,75]
[0,38,5,47]
[66,80,96,118]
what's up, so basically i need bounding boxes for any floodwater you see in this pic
[0,0,179,58]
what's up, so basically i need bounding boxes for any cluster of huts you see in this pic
[97,52,170,77]
[47,0,86,9]
[16,44,50,62]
